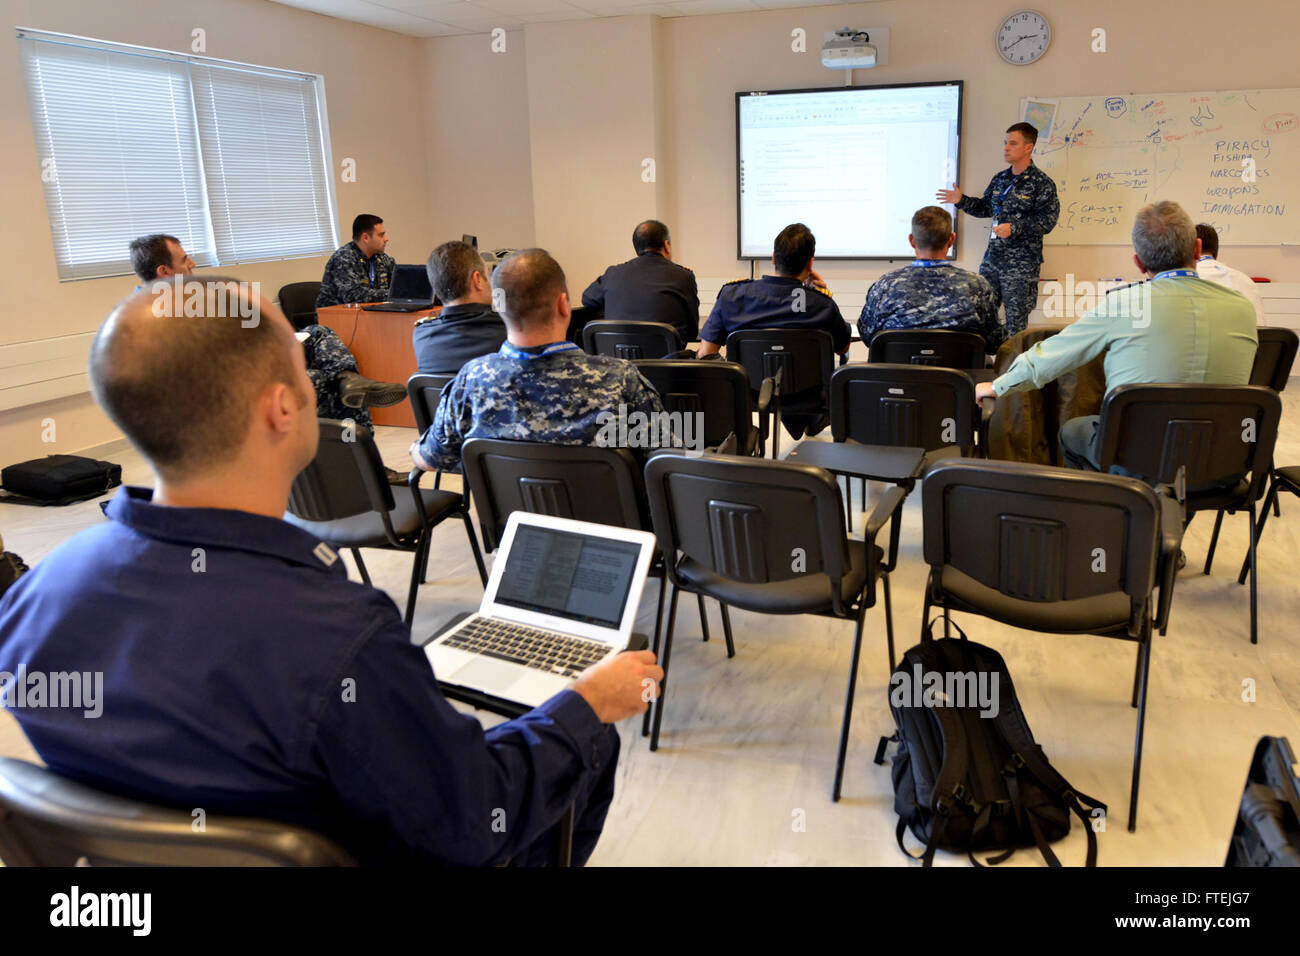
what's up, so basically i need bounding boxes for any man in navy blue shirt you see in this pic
[581,220,700,344]
[413,240,508,376]
[0,280,661,866]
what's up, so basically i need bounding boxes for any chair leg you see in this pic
[1130,643,1142,709]
[884,575,896,672]
[920,589,932,644]
[1203,510,1225,575]
[403,533,431,626]
[1247,503,1259,645]
[720,603,735,659]
[416,529,433,585]
[649,585,681,752]
[351,549,372,587]
[943,606,952,639]
[698,593,711,643]
[845,475,853,534]
[461,511,488,586]
[1128,631,1153,832]
[642,566,668,738]
[833,602,870,802]
[1239,477,1279,585]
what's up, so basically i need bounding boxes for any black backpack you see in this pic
[1,455,121,506]
[875,627,1106,866]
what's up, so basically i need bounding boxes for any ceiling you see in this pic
[266,0,868,37]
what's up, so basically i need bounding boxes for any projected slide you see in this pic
[737,82,963,259]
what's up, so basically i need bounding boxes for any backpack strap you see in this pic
[1007,751,1108,867]
[1004,755,1063,867]
[873,733,897,766]
[921,615,971,643]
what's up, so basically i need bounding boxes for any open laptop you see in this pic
[426,512,656,708]
[363,264,436,312]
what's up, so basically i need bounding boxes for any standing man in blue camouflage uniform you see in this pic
[410,249,666,475]
[937,122,1059,339]
[316,214,396,307]
[858,206,1005,351]
[698,223,849,438]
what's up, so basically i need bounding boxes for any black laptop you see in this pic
[364,264,436,312]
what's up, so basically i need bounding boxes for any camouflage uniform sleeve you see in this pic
[327,247,389,305]
[417,371,474,474]
[858,277,885,343]
[1013,174,1060,239]
[973,275,1006,351]
[629,366,666,417]
[956,176,996,219]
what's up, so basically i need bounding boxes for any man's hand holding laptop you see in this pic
[572,650,663,723]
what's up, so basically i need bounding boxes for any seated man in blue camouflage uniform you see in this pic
[697,222,850,439]
[858,206,1005,352]
[316,213,397,308]
[410,249,666,474]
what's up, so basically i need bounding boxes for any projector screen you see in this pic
[736,81,964,260]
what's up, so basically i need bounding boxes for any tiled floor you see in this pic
[3,384,1298,866]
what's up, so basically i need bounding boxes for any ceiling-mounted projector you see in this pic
[821,28,876,70]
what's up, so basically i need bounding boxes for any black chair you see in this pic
[1238,464,1300,590]
[868,329,986,370]
[1249,327,1299,392]
[582,320,682,360]
[725,328,835,457]
[0,758,356,866]
[1093,384,1281,644]
[407,373,457,489]
[920,459,1183,830]
[278,281,323,331]
[633,359,768,457]
[285,420,487,625]
[566,305,600,346]
[643,453,905,800]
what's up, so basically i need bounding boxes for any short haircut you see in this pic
[1195,223,1219,258]
[490,249,567,329]
[352,214,383,240]
[129,234,179,282]
[633,220,670,255]
[90,279,303,480]
[773,223,816,276]
[1006,122,1038,146]
[427,241,488,303]
[911,206,954,253]
[1132,201,1196,274]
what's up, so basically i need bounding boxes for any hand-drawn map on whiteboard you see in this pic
[1022,89,1300,245]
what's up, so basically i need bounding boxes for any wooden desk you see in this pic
[317,303,440,428]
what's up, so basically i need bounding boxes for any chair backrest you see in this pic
[582,320,682,360]
[868,329,986,370]
[1250,327,1298,392]
[644,453,850,599]
[1095,384,1281,500]
[461,438,648,552]
[830,363,976,454]
[407,373,457,436]
[278,281,322,331]
[0,758,356,866]
[632,359,755,451]
[567,304,599,345]
[724,328,835,397]
[288,420,395,523]
[922,459,1160,617]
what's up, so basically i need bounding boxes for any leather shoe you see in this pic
[340,372,406,410]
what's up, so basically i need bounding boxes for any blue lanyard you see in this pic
[1154,269,1199,280]
[499,341,580,361]
[367,259,377,286]
[993,178,1016,218]
[1197,255,1213,262]
[910,259,947,268]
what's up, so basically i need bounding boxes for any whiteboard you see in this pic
[1020,89,1300,245]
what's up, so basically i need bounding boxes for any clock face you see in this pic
[997,10,1051,65]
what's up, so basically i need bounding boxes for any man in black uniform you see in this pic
[414,240,508,376]
[937,122,1059,339]
[582,220,700,344]
[698,223,850,438]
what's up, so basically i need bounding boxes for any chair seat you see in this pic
[1272,467,1300,496]
[940,566,1133,634]
[1184,476,1251,512]
[676,540,879,615]
[285,487,464,548]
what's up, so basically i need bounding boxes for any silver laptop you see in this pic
[426,512,656,708]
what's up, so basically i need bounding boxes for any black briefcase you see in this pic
[1,454,122,506]
[1225,736,1300,867]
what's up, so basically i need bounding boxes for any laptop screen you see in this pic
[494,525,643,629]
[390,264,433,301]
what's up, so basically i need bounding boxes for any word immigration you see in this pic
[0,665,103,718]
[889,663,1001,718]
[594,405,706,457]
[149,276,261,326]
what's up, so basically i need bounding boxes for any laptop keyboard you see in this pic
[442,617,611,677]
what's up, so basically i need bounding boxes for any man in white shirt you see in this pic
[1195,224,1265,323]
